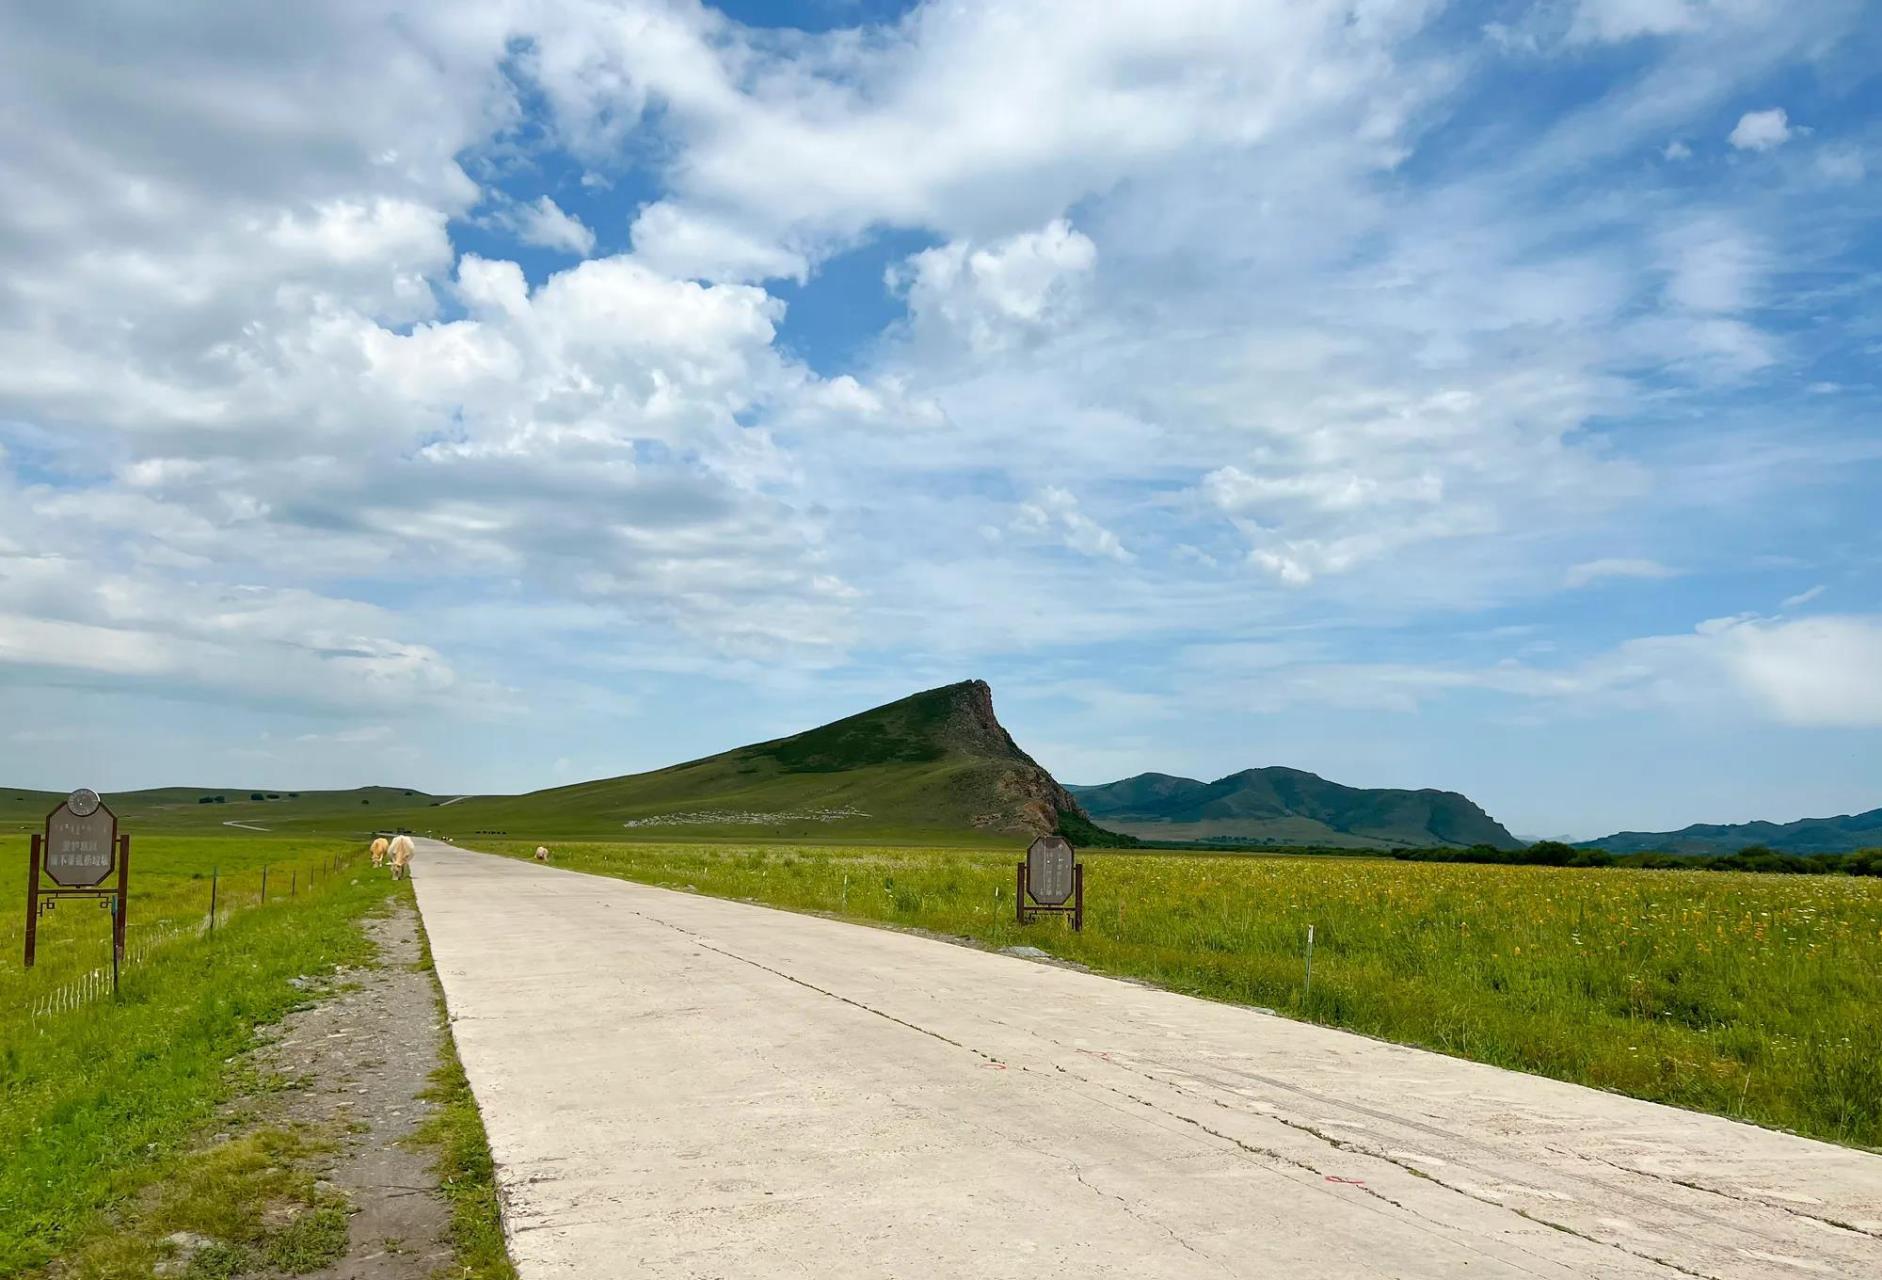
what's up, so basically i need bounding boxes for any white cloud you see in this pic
[1569,0,1714,43]
[513,196,596,256]
[1696,615,1882,726]
[1013,488,1132,563]
[1815,145,1867,183]
[1663,139,1693,160]
[1729,107,1792,151]
[1175,614,1882,729]
[1779,584,1826,610]
[1,0,1876,794]
[297,725,395,745]
[528,1,1429,279]
[1204,465,1443,515]
[0,556,464,711]
[889,219,1096,353]
[1565,558,1679,588]
[630,202,810,283]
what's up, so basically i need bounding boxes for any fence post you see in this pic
[261,864,268,902]
[209,867,218,932]
[1304,924,1315,1001]
[112,834,130,999]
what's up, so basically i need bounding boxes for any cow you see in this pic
[534,845,551,863]
[388,834,416,881]
[370,836,389,868]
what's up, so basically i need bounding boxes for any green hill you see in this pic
[0,785,440,836]
[1067,767,1521,849]
[1581,807,1882,855]
[430,679,1084,843]
[4,681,1089,845]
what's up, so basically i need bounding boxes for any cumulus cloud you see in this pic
[630,202,810,283]
[1703,615,1882,726]
[512,196,596,255]
[889,219,1096,353]
[0,0,1875,791]
[1729,108,1792,151]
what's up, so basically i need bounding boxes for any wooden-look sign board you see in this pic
[1017,834,1084,931]
[24,788,132,973]
[44,788,117,886]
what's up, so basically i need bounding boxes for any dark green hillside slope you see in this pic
[1069,766,1520,849]
[1582,807,1882,855]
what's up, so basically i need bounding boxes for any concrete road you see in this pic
[410,841,1882,1279]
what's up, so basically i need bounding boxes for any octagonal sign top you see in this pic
[1026,834,1076,906]
[43,795,117,888]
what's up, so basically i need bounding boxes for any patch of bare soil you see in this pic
[237,900,454,1279]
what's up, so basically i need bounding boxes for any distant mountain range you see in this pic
[1067,768,1522,850]
[1581,808,1882,855]
[10,682,1871,855]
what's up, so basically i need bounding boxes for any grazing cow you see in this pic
[388,834,416,881]
[534,846,551,862]
[370,837,389,868]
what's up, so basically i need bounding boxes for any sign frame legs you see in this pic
[112,834,130,996]
[24,833,42,968]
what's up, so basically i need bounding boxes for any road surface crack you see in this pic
[622,902,1728,1279]
[1058,1062,1723,1279]
[626,910,1009,1066]
[1548,1148,1882,1242]
[1066,1161,1236,1277]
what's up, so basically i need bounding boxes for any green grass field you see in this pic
[481,838,1882,1150]
[0,834,393,1274]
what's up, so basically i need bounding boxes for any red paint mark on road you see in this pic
[1325,1176,1366,1186]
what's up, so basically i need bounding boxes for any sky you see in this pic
[1,1,1878,840]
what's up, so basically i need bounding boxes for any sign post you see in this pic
[23,833,42,969]
[23,789,131,988]
[1017,834,1084,931]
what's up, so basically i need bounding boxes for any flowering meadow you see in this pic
[481,840,1882,1149]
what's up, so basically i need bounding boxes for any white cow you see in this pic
[370,836,389,868]
[388,834,416,880]
[534,845,551,862]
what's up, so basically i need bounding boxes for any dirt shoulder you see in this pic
[47,895,510,1280]
[248,901,456,1279]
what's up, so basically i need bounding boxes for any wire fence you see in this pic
[18,851,360,1027]
[26,918,204,1022]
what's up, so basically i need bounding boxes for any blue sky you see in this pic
[0,0,1878,838]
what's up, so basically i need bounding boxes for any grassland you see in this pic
[0,834,393,1274]
[0,787,442,836]
[480,839,1882,1150]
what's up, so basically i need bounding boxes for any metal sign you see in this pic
[44,796,118,887]
[1026,835,1076,906]
[1017,834,1084,931]
[24,789,132,981]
